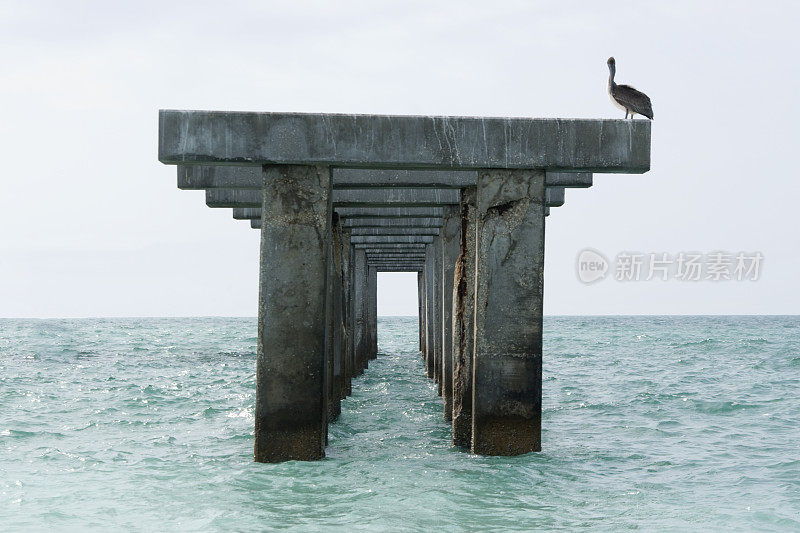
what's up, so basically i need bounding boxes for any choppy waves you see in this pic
[1,316,799,531]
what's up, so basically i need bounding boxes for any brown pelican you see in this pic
[607,57,653,120]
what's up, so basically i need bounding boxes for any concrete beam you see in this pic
[353,244,427,251]
[233,207,262,219]
[350,228,440,237]
[208,188,460,208]
[368,261,426,266]
[366,255,427,260]
[373,265,422,272]
[546,187,565,207]
[341,217,444,228]
[336,207,446,218]
[180,166,593,189]
[332,188,460,207]
[368,260,424,265]
[160,110,650,172]
[366,251,427,257]
[350,236,434,244]
[243,212,445,228]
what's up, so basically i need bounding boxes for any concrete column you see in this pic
[255,164,331,463]
[329,219,344,420]
[418,272,424,351]
[440,206,461,421]
[367,267,378,360]
[452,187,477,447]
[472,170,546,456]
[424,244,435,379]
[353,249,367,376]
[340,232,353,398]
[433,236,443,395]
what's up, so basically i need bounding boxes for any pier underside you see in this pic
[158,110,650,462]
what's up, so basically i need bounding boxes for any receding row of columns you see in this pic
[418,170,546,455]
[254,165,545,462]
[255,166,380,462]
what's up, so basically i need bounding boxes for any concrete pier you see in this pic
[255,165,331,462]
[452,187,477,447]
[425,245,436,379]
[353,249,367,376]
[158,109,650,462]
[433,237,443,395]
[440,207,461,421]
[367,267,378,360]
[472,170,546,455]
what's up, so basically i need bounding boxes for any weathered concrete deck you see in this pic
[158,110,650,462]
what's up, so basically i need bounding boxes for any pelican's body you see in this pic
[607,57,653,120]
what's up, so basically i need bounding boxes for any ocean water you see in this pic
[1,316,798,531]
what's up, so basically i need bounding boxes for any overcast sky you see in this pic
[0,0,797,317]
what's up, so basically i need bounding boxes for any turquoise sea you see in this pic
[1,316,798,531]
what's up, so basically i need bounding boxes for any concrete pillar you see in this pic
[328,219,344,421]
[424,244,435,379]
[367,267,378,360]
[440,206,460,421]
[418,272,424,351]
[340,233,353,398]
[433,236,443,395]
[353,249,367,376]
[472,170,546,456]
[255,164,331,463]
[452,187,476,447]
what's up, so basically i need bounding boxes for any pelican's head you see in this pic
[607,57,615,67]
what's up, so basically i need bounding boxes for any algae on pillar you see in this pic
[452,187,477,447]
[255,164,331,463]
[472,170,546,456]
[440,206,461,421]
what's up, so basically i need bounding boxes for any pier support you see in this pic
[159,109,651,460]
[424,244,435,379]
[440,206,460,421]
[472,170,546,456]
[367,267,378,359]
[418,272,424,351]
[340,232,353,398]
[255,165,331,463]
[328,220,344,421]
[452,187,476,447]
[433,236,443,395]
[352,249,368,375]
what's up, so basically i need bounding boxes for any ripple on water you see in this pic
[0,316,798,530]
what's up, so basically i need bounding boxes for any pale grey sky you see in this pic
[0,0,797,317]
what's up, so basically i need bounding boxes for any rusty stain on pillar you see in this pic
[452,186,476,447]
